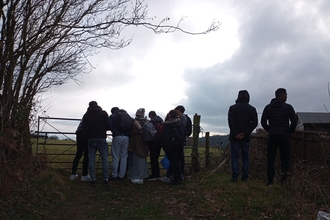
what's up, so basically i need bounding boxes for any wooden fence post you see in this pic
[191,113,201,172]
[205,132,210,167]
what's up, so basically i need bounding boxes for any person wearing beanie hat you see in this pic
[135,108,145,118]
[228,90,258,182]
[127,108,149,184]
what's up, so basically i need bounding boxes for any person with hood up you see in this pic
[127,108,149,184]
[228,90,258,182]
[261,88,297,186]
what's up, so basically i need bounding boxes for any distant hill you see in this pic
[187,135,230,148]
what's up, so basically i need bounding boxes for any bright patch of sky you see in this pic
[40,0,330,137]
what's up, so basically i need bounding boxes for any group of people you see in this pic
[70,102,189,186]
[228,88,297,186]
[70,87,296,187]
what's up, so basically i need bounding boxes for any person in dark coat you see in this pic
[261,88,297,186]
[228,90,258,182]
[82,101,111,186]
[70,119,91,181]
[145,111,164,180]
[174,105,187,180]
[163,110,185,185]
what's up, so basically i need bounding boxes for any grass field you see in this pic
[1,159,325,219]
[1,138,329,219]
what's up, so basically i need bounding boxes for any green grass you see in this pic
[2,139,329,219]
[1,163,325,220]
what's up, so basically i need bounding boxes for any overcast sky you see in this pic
[40,0,330,137]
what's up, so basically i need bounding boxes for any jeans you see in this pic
[111,135,129,178]
[230,140,250,180]
[88,138,109,180]
[267,135,290,181]
[71,134,89,176]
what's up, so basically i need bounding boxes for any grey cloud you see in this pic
[181,1,330,134]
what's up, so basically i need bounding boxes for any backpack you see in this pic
[185,114,192,137]
[153,121,164,140]
[171,123,186,146]
[161,155,170,170]
[141,121,157,142]
[115,110,134,132]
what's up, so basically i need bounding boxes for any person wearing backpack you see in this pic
[163,110,186,185]
[174,105,189,180]
[109,107,133,181]
[145,111,164,180]
[126,108,149,184]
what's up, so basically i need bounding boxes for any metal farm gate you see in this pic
[33,115,202,172]
[33,116,112,169]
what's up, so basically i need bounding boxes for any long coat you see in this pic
[128,118,149,158]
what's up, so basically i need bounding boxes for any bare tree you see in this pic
[0,0,219,159]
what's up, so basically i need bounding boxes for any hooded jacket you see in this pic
[228,90,258,141]
[261,97,297,136]
[82,105,110,139]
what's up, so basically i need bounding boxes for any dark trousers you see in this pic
[178,144,185,175]
[71,135,89,176]
[267,134,291,181]
[230,140,250,180]
[167,145,181,182]
[149,140,162,177]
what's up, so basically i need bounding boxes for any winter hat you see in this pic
[136,108,145,117]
